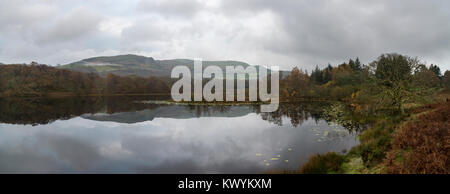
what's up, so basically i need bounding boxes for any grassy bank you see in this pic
[299,93,449,174]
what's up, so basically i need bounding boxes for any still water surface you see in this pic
[0,97,359,173]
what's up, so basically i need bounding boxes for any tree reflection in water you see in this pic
[0,97,365,133]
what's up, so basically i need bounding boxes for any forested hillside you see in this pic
[62,54,255,77]
[0,63,170,97]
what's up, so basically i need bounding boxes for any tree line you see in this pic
[1,54,449,113]
[281,53,449,114]
[0,63,171,97]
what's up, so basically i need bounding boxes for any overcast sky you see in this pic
[0,0,449,71]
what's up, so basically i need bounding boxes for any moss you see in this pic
[340,156,387,174]
[341,157,365,174]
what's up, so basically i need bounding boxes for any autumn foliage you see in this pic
[0,64,170,97]
[385,102,450,174]
[298,152,345,174]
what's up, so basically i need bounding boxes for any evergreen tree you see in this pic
[311,65,323,84]
[349,58,362,71]
[323,64,332,83]
[354,57,362,70]
[349,59,356,70]
[429,64,441,77]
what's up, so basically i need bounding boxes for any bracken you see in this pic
[385,102,450,174]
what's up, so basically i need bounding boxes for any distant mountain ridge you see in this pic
[61,54,248,77]
[60,54,289,78]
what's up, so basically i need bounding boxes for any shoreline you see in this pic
[297,94,449,174]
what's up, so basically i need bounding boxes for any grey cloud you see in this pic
[38,7,104,45]
[0,0,57,30]
[0,0,449,71]
[37,132,103,171]
[220,0,450,68]
[137,0,204,18]
[121,20,170,43]
[0,2,111,64]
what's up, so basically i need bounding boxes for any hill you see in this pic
[60,54,289,78]
[62,54,250,77]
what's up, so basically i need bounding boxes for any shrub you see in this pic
[384,102,449,174]
[299,152,345,174]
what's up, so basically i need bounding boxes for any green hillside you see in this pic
[60,54,288,78]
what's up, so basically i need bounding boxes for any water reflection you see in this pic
[0,96,167,125]
[0,96,331,127]
[0,97,360,173]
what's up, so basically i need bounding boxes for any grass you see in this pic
[348,117,398,167]
[297,92,449,174]
[91,65,120,72]
[298,152,345,174]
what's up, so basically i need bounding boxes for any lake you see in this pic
[0,96,360,173]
